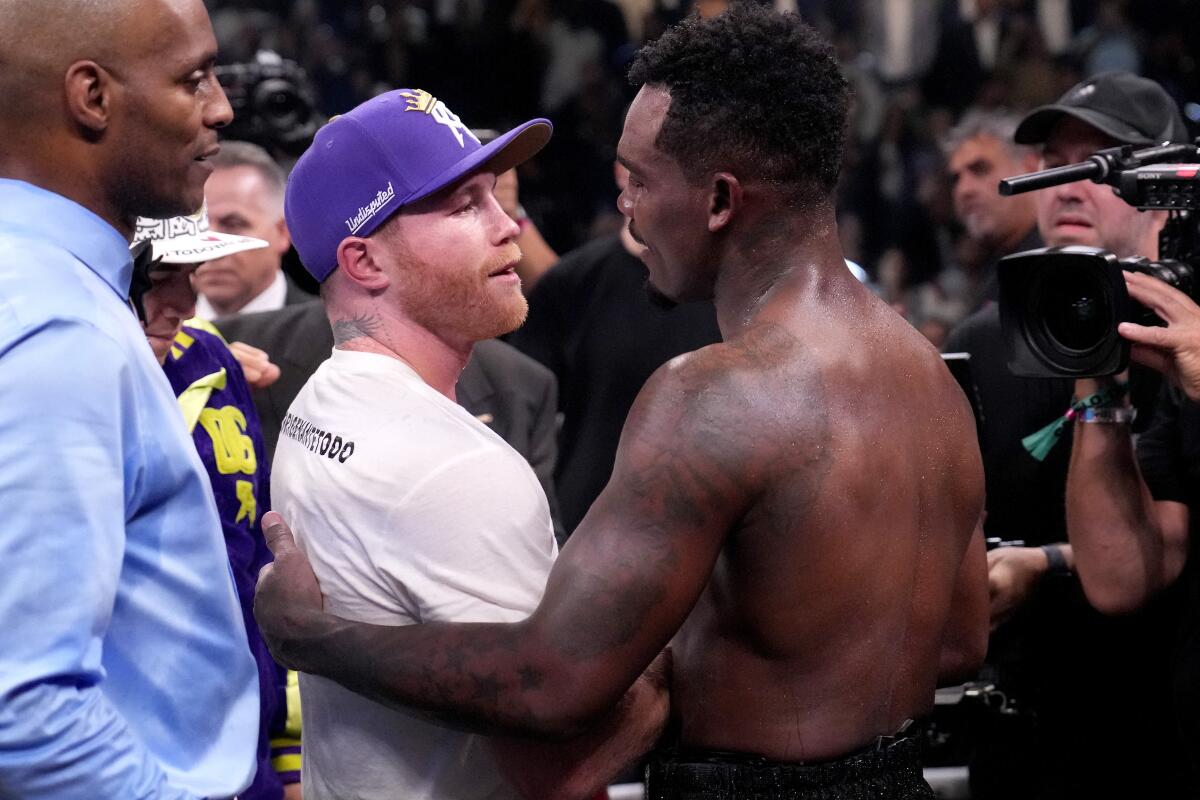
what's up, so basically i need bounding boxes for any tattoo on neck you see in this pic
[332,313,382,345]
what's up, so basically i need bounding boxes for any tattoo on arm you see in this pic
[330,620,554,734]
[331,313,382,345]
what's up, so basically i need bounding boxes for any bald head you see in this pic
[0,0,131,122]
[0,1,126,58]
[0,0,232,237]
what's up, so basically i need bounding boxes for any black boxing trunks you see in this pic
[645,732,934,800]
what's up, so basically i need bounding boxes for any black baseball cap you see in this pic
[1014,71,1189,146]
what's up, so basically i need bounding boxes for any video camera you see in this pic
[214,51,323,161]
[997,140,1200,377]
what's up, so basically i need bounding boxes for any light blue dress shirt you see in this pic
[0,180,260,799]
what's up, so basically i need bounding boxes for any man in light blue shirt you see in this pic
[0,0,260,797]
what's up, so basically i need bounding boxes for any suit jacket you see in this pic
[216,301,565,540]
[282,275,316,307]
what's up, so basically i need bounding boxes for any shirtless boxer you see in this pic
[255,7,986,798]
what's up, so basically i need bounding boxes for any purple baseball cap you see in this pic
[285,88,552,282]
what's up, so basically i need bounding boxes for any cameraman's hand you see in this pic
[986,547,1048,630]
[1119,271,1200,402]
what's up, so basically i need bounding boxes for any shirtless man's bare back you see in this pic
[254,7,986,798]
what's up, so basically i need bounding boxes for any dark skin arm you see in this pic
[938,518,988,684]
[489,649,671,799]
[255,351,763,737]
[256,512,670,800]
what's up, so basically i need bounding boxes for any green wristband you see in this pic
[1022,382,1128,461]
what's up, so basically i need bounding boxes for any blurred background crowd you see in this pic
[205,0,1200,346]
[5,0,1200,797]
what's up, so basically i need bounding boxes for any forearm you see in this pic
[274,607,610,738]
[255,400,728,745]
[490,658,670,800]
[938,636,985,686]
[937,525,987,684]
[1066,417,1170,613]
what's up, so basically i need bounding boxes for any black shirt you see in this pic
[509,235,721,534]
[944,303,1074,546]
[969,226,1043,314]
[1138,384,1200,789]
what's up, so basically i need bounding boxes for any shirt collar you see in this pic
[0,179,133,298]
[195,270,288,320]
[240,270,289,314]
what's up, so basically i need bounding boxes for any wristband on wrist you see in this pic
[1040,544,1071,576]
[1080,405,1137,424]
[1022,381,1128,461]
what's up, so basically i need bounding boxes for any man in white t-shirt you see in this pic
[268,88,668,800]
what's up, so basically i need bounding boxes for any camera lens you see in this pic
[1030,260,1112,354]
[255,78,305,129]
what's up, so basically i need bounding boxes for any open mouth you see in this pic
[628,222,647,247]
[488,262,519,278]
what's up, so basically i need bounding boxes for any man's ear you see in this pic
[708,172,742,233]
[64,60,112,137]
[336,237,390,294]
[275,216,292,254]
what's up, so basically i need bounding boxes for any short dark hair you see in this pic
[628,3,849,206]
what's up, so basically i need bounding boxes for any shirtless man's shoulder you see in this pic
[626,322,835,492]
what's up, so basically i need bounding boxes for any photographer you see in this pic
[1065,174,1200,789]
[945,71,1192,797]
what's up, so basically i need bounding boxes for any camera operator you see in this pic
[944,71,1192,797]
[1064,161,1200,791]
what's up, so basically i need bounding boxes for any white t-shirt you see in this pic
[272,348,558,800]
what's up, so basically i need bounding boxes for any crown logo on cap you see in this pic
[398,89,480,149]
[401,89,437,114]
